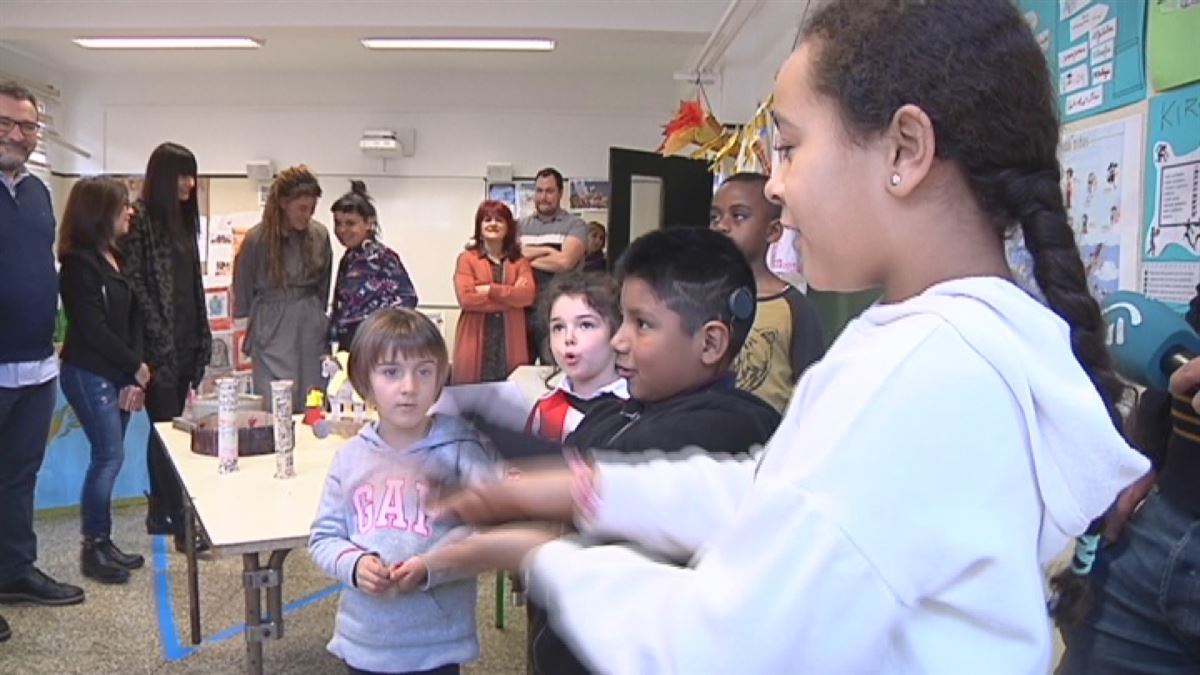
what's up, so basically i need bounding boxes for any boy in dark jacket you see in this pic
[474,227,782,675]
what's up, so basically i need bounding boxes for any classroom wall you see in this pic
[52,69,682,178]
[709,0,814,124]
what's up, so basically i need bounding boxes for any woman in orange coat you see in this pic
[452,200,535,384]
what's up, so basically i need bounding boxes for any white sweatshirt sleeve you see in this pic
[529,483,905,675]
[581,449,759,561]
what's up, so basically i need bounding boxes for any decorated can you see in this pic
[216,377,239,474]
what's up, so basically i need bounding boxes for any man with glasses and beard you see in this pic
[0,81,86,643]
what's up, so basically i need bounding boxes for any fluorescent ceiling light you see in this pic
[361,38,555,51]
[72,37,262,50]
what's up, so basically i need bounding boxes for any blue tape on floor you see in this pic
[152,535,341,661]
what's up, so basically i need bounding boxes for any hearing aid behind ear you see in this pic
[728,286,755,322]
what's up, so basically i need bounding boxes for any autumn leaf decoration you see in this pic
[658,97,728,157]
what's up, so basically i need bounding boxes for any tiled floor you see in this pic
[0,505,527,675]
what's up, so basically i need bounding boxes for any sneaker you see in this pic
[0,568,85,606]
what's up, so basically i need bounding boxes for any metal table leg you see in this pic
[242,549,291,675]
[495,572,505,629]
[184,498,201,645]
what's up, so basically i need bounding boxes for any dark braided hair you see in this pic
[802,0,1127,626]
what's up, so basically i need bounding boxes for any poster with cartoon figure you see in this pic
[1141,82,1200,308]
[1064,114,1142,297]
[1008,111,1143,300]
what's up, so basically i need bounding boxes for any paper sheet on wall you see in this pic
[1008,112,1144,300]
[1142,82,1200,309]
[1055,0,1147,123]
[1147,0,1200,92]
[203,211,260,287]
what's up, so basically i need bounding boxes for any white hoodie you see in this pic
[526,277,1149,675]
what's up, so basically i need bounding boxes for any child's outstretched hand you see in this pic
[389,557,428,592]
[425,525,562,574]
[354,554,392,595]
[436,468,576,525]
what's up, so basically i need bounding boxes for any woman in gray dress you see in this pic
[232,165,332,412]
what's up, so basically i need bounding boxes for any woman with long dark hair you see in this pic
[119,142,211,552]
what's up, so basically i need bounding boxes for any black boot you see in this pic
[81,538,130,584]
[145,491,173,535]
[98,538,144,570]
[0,612,10,642]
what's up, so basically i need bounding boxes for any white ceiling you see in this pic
[0,0,772,77]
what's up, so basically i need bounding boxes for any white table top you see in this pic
[157,365,561,556]
[156,419,343,556]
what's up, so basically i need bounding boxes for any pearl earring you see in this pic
[889,173,902,186]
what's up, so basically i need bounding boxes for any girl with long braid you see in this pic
[422,1,1150,672]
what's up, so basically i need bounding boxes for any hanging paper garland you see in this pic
[658,95,775,177]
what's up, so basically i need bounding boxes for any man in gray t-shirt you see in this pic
[518,167,587,362]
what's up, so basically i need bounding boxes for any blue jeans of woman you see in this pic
[59,363,130,538]
[1057,490,1200,674]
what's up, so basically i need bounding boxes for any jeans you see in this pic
[59,364,130,538]
[0,378,56,584]
[1058,490,1200,674]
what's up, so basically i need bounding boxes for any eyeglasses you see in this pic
[0,116,42,137]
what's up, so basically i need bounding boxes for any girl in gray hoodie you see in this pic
[309,309,498,675]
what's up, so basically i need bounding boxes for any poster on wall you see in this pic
[514,181,536,220]
[569,179,610,210]
[1141,82,1200,308]
[204,287,231,330]
[1147,0,1200,92]
[208,330,235,374]
[1056,0,1147,123]
[1061,113,1144,296]
[203,210,258,284]
[1008,111,1144,300]
[486,182,517,215]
